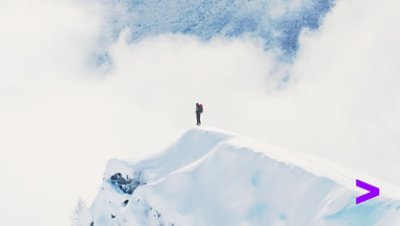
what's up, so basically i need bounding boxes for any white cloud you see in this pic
[286,0,400,183]
[1,0,400,225]
[0,0,105,225]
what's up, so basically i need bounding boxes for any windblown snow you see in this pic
[78,127,400,226]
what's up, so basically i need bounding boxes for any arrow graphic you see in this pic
[356,179,380,204]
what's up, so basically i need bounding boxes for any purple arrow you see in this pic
[356,179,380,204]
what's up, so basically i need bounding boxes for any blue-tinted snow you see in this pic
[83,127,400,226]
[96,0,335,63]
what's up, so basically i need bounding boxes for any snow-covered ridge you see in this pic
[79,127,400,226]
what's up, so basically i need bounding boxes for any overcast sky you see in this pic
[0,0,399,225]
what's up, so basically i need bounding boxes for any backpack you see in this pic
[199,104,203,113]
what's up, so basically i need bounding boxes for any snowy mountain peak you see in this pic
[78,127,400,226]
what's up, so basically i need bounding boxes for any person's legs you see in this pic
[196,112,201,126]
[199,113,201,126]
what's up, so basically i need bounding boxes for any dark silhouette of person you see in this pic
[195,103,203,126]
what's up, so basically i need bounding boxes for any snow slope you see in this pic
[79,127,400,226]
[95,0,335,65]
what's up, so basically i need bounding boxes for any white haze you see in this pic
[0,0,399,226]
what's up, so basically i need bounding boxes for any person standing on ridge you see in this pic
[195,103,203,126]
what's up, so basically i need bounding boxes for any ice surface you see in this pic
[81,127,400,226]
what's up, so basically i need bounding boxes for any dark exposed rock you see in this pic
[109,172,145,194]
[123,199,129,206]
